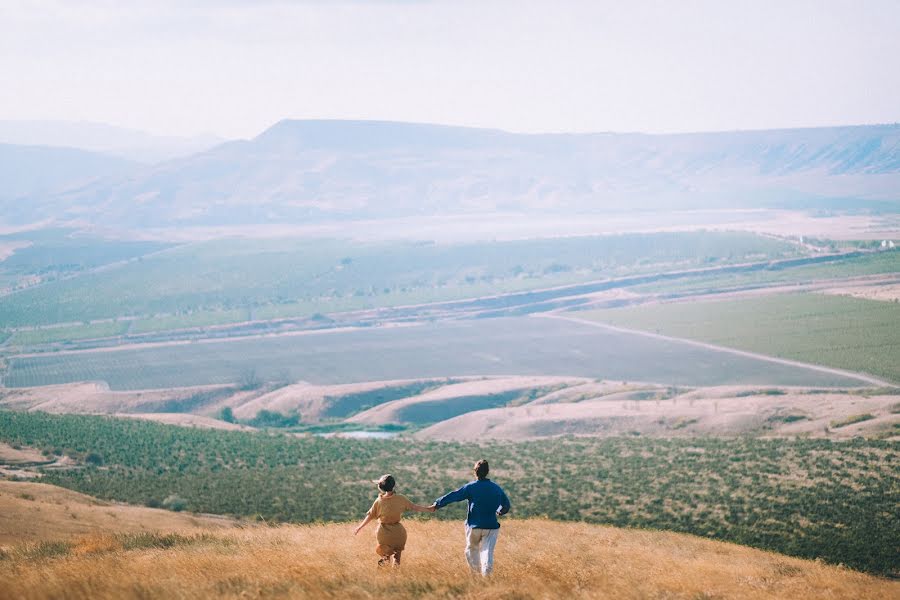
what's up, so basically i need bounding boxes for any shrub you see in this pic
[219,407,236,423]
[21,541,72,560]
[830,413,876,429]
[162,494,188,512]
[245,409,299,428]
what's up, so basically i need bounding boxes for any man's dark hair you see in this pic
[474,459,489,480]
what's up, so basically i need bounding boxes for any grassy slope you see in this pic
[1,411,896,575]
[0,511,896,600]
[577,293,900,383]
[0,480,237,545]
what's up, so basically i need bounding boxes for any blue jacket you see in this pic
[434,479,511,529]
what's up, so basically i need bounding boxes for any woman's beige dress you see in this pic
[368,493,413,556]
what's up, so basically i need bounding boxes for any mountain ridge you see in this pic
[4,120,900,229]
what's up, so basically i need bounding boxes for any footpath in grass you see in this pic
[576,293,900,384]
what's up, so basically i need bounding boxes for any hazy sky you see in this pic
[2,0,899,139]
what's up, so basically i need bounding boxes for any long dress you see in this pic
[368,493,413,556]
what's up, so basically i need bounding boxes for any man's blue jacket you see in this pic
[434,479,511,529]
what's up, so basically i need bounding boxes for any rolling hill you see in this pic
[7,121,900,228]
[0,480,895,600]
[0,143,136,217]
[0,480,237,545]
[0,120,222,163]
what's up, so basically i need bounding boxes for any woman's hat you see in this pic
[374,474,395,491]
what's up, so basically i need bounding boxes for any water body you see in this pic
[5,316,864,390]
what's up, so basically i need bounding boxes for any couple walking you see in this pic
[353,459,511,576]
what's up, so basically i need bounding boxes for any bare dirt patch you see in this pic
[228,378,459,421]
[0,441,47,465]
[821,282,900,303]
[113,413,256,431]
[347,376,588,425]
[0,382,231,414]
[415,387,900,441]
[0,240,31,262]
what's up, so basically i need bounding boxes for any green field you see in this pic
[633,249,900,295]
[2,316,864,389]
[577,293,900,383]
[0,229,171,292]
[7,321,129,346]
[0,232,800,329]
[0,411,896,575]
[129,309,250,334]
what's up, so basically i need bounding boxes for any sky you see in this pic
[2,0,899,139]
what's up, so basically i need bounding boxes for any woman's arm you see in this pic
[408,502,436,513]
[353,513,375,535]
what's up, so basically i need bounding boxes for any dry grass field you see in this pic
[0,481,238,545]
[1,516,896,600]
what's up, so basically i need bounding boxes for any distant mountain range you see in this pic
[0,143,135,210]
[0,120,222,163]
[2,120,899,228]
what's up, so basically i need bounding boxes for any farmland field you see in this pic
[0,411,896,575]
[0,229,171,293]
[632,249,900,295]
[7,322,129,346]
[576,293,900,384]
[2,316,866,389]
[0,231,800,329]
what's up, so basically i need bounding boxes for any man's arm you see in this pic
[433,484,469,509]
[498,488,511,516]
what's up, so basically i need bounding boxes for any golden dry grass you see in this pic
[1,519,896,600]
[0,481,237,545]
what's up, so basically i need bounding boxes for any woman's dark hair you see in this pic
[474,459,489,480]
[376,474,396,492]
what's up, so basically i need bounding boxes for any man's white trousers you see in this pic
[465,526,500,576]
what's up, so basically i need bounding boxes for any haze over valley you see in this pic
[1,2,898,598]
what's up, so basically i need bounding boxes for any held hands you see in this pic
[428,503,437,513]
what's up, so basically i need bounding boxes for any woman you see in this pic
[354,473,435,566]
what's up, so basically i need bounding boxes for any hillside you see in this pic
[0,480,237,545]
[0,120,222,163]
[414,386,900,441]
[9,121,900,228]
[0,143,135,208]
[0,503,895,599]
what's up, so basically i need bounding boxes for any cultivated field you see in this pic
[631,249,900,296]
[1,317,868,390]
[575,293,900,384]
[1,512,895,600]
[0,231,800,330]
[1,411,896,575]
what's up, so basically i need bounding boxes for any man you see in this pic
[431,459,511,576]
